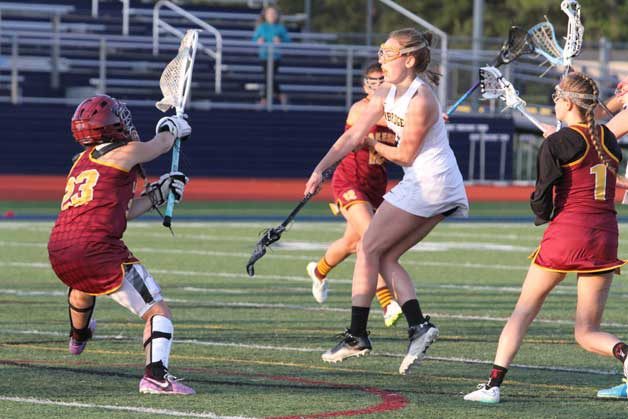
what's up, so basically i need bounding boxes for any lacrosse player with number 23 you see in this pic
[47,94,195,395]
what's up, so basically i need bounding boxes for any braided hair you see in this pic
[559,72,616,175]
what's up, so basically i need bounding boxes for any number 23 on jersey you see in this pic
[61,169,99,211]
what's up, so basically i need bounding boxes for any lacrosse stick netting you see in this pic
[446,26,535,116]
[561,0,583,65]
[528,1,583,75]
[156,29,199,228]
[479,66,545,132]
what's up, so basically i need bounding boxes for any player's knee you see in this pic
[359,236,383,259]
[143,301,171,321]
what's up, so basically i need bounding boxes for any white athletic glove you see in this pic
[142,171,189,208]
[155,115,191,141]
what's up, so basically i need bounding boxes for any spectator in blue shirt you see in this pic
[252,5,290,105]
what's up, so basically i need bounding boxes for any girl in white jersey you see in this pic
[305,28,469,375]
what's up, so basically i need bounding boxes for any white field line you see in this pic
[0,242,530,271]
[135,230,541,243]
[7,261,628,296]
[4,285,628,328]
[0,327,619,377]
[0,396,253,419]
[0,238,534,254]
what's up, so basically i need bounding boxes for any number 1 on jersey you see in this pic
[590,163,607,201]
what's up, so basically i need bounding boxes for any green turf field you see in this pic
[3,215,628,418]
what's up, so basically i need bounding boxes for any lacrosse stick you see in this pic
[528,1,583,76]
[447,26,536,116]
[246,192,314,277]
[156,29,199,228]
[479,66,545,132]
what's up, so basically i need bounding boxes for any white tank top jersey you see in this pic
[382,77,469,218]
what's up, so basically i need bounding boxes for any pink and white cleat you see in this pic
[68,319,96,355]
[139,373,196,395]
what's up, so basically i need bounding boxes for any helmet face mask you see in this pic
[71,95,137,146]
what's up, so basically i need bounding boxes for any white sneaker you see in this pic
[463,383,500,403]
[383,300,403,327]
[307,262,328,304]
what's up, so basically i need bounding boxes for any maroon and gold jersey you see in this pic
[532,124,626,273]
[48,148,140,294]
[331,124,396,211]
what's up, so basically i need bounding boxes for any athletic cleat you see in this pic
[597,379,628,398]
[322,329,372,363]
[308,262,328,304]
[139,372,196,395]
[399,316,439,375]
[383,300,403,327]
[464,383,501,403]
[68,319,96,355]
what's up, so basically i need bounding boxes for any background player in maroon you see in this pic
[464,73,628,403]
[307,63,402,327]
[47,94,194,395]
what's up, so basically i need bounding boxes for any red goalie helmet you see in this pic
[71,94,137,146]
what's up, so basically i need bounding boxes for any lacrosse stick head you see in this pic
[479,66,526,110]
[245,224,287,277]
[495,26,536,66]
[156,29,199,115]
[528,21,565,68]
[561,0,583,62]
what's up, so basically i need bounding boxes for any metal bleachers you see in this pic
[0,0,374,109]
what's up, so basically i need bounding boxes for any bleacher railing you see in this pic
[152,0,223,94]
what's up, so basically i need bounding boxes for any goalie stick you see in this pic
[155,29,199,228]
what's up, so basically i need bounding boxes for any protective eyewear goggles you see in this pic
[378,42,426,64]
[363,75,384,90]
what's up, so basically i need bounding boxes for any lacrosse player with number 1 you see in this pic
[464,72,628,403]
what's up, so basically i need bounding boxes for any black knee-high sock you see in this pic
[349,306,370,337]
[613,342,628,363]
[487,364,508,388]
[401,299,425,327]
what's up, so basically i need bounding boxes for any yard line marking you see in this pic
[0,245,530,271]
[0,396,253,418]
[4,287,628,328]
[1,330,619,377]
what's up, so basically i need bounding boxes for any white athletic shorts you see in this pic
[108,264,163,317]
[384,173,469,218]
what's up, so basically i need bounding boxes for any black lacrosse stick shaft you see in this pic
[246,192,314,277]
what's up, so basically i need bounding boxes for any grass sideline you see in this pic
[2,220,628,418]
[0,200,559,219]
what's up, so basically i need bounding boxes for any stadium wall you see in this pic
[0,103,523,201]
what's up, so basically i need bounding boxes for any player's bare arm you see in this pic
[366,84,437,166]
[305,87,386,195]
[607,108,628,139]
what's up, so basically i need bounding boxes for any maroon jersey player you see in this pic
[47,95,194,395]
[464,72,628,403]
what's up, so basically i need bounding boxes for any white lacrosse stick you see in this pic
[561,0,583,67]
[528,0,583,76]
[479,66,545,132]
[156,29,199,228]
